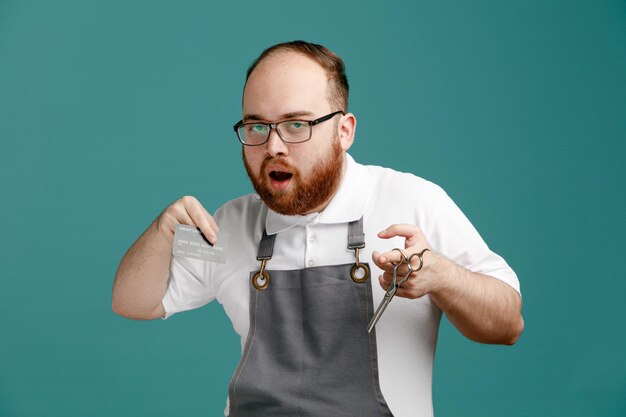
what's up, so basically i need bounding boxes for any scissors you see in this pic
[367,247,430,333]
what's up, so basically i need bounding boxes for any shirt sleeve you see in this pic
[422,183,521,295]
[161,253,216,320]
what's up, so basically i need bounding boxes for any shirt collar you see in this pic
[265,153,372,235]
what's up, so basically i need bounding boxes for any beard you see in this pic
[243,138,344,216]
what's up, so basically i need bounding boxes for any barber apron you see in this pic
[228,218,393,417]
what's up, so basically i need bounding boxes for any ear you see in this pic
[337,112,357,151]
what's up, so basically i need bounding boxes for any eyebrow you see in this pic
[243,111,315,122]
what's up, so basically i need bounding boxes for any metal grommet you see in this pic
[351,263,370,283]
[252,270,270,290]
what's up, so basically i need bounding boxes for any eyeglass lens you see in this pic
[238,121,311,145]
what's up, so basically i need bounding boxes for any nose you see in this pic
[265,127,289,157]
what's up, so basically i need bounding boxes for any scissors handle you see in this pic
[367,248,431,333]
[406,249,429,273]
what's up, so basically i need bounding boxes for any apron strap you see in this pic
[254,216,369,289]
[257,230,277,261]
[253,230,276,290]
[347,216,365,250]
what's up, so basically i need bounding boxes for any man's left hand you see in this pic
[372,224,440,299]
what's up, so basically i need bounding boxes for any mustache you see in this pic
[261,157,295,173]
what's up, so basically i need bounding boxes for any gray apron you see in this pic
[228,218,393,417]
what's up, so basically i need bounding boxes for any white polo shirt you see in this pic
[162,154,520,417]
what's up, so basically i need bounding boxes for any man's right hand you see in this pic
[156,195,219,244]
[112,196,217,320]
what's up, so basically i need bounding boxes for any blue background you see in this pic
[1,1,625,416]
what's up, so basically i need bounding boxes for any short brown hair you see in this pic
[245,40,349,111]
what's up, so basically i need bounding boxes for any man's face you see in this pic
[241,52,349,215]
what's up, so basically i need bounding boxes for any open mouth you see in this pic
[268,170,293,190]
[269,171,293,181]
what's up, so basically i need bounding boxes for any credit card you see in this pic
[172,224,229,264]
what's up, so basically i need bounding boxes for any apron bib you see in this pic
[228,218,393,417]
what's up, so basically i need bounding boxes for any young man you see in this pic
[113,41,523,417]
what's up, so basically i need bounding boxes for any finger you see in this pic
[157,207,193,239]
[380,271,395,286]
[193,201,220,242]
[378,224,423,248]
[171,203,194,226]
[391,285,425,300]
[372,251,394,272]
[390,287,410,298]
[378,274,392,291]
[185,200,218,244]
[371,250,405,273]
[392,272,429,299]
[377,248,408,265]
[200,204,219,233]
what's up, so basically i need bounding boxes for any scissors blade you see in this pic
[367,289,396,333]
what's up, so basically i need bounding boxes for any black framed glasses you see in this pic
[233,110,345,146]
